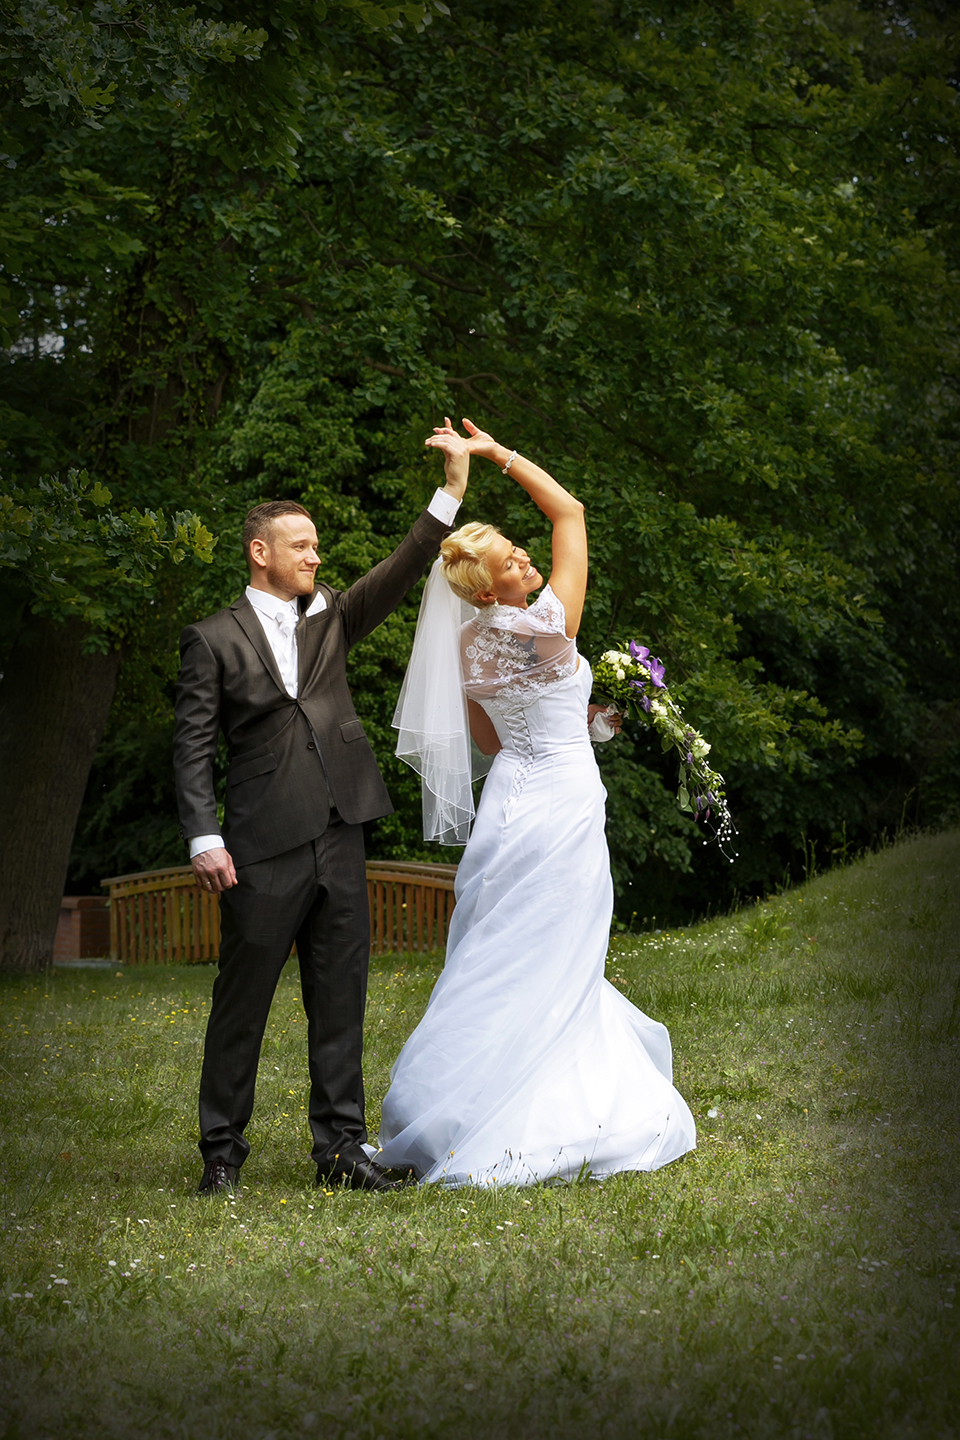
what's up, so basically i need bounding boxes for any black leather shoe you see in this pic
[381,1164,418,1188]
[197,1158,240,1195]
[316,1154,399,1193]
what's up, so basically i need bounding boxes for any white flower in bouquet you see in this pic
[590,638,737,860]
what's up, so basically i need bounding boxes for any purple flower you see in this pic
[629,640,650,662]
[629,677,647,691]
[647,657,666,688]
[639,695,652,712]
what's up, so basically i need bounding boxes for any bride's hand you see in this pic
[425,417,499,463]
[424,416,470,501]
[459,417,522,475]
[460,417,499,459]
[588,704,622,739]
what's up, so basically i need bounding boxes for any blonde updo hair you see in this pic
[440,521,502,606]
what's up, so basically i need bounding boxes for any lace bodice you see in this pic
[460,586,578,707]
[460,587,593,819]
[394,568,585,846]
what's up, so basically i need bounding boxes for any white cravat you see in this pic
[245,587,302,698]
[188,488,461,857]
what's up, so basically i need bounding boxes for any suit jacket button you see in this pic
[307,742,316,750]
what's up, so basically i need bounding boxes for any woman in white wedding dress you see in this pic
[377,420,696,1186]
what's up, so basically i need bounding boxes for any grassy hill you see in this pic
[1,830,958,1437]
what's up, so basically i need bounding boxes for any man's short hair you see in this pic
[242,500,313,566]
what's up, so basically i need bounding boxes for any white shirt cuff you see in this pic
[428,489,461,526]
[189,834,224,859]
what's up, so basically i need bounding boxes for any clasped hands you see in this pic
[425,417,500,497]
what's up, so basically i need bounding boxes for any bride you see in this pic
[377,419,696,1186]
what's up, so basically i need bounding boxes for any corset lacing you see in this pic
[496,702,536,821]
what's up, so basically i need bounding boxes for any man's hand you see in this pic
[192,847,238,894]
[424,416,471,501]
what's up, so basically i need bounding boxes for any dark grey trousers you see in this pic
[198,817,371,1170]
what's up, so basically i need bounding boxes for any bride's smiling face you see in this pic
[478,535,542,607]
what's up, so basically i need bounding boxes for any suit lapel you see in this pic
[297,588,331,692]
[231,596,288,695]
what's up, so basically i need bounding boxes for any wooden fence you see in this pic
[101,866,222,964]
[100,859,458,965]
[366,860,457,957]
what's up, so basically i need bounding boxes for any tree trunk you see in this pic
[0,617,120,973]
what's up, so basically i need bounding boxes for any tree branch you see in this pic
[575,397,672,467]
[378,258,486,295]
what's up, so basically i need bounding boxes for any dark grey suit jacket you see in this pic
[173,508,449,869]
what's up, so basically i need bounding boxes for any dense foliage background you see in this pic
[3,0,958,947]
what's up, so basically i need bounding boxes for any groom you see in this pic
[173,458,465,1195]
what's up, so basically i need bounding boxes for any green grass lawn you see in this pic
[1,831,958,1438]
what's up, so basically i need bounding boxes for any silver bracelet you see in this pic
[502,449,518,475]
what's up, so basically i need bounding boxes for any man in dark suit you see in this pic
[173,447,465,1195]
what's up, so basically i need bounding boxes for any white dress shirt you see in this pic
[189,488,461,857]
[245,586,316,698]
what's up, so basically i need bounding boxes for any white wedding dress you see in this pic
[377,585,696,1186]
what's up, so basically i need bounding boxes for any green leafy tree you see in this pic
[0,472,214,971]
[4,0,958,971]
[0,0,447,971]
[145,0,954,918]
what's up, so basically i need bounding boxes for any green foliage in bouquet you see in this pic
[593,642,736,860]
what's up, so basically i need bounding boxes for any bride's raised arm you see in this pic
[425,419,588,637]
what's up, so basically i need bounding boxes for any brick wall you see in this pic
[53,897,111,963]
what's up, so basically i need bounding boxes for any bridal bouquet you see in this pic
[592,642,737,859]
